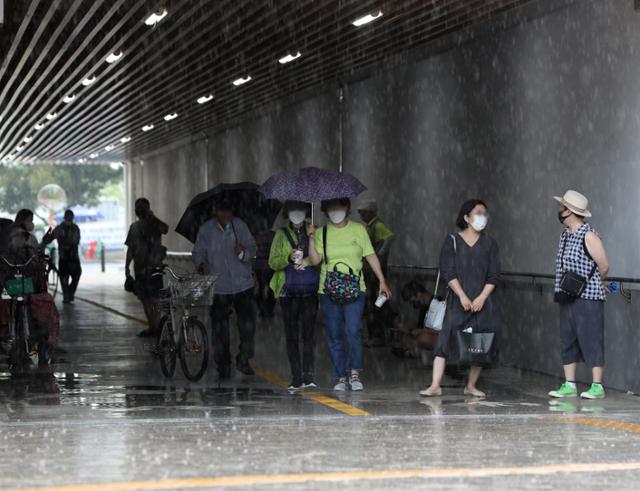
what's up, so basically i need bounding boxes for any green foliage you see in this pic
[0,164,122,216]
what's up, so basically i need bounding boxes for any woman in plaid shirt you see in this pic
[549,190,610,400]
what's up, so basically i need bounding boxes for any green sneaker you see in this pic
[549,382,578,398]
[581,383,606,399]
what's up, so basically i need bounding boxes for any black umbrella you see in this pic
[175,182,282,243]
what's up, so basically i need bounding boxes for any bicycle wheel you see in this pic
[47,266,59,299]
[9,305,29,373]
[179,317,209,382]
[158,315,177,378]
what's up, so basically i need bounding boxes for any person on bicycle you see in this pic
[125,198,169,338]
[51,210,82,304]
[192,200,258,379]
[3,209,52,292]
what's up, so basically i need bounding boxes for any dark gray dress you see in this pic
[434,232,501,365]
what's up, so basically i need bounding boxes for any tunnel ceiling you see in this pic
[0,0,530,165]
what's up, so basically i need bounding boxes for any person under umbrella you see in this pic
[300,198,392,392]
[268,201,319,391]
[192,200,258,378]
[176,182,281,243]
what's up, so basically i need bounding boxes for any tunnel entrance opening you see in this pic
[0,161,127,292]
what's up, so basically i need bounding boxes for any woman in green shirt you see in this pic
[269,201,319,392]
[301,198,392,392]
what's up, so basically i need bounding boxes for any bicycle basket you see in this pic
[4,277,34,296]
[169,274,216,307]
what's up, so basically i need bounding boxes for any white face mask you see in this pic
[288,211,306,225]
[328,210,347,224]
[470,215,488,232]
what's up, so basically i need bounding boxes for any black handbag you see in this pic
[455,315,495,365]
[554,234,597,304]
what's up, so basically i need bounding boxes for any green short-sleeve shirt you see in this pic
[367,218,394,251]
[315,220,375,294]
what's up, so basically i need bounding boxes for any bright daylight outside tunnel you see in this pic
[1,1,640,490]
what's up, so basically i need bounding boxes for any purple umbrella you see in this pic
[259,166,367,203]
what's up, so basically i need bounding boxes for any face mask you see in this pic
[288,211,306,225]
[328,210,347,224]
[470,215,488,232]
[558,210,571,224]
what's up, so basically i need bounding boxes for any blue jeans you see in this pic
[319,294,366,379]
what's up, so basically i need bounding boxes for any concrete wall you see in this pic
[129,0,640,392]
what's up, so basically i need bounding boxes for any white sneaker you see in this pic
[349,372,364,391]
[333,378,347,391]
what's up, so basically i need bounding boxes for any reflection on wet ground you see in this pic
[1,278,640,490]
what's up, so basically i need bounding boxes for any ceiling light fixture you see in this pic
[232,76,252,86]
[144,8,168,26]
[278,51,302,64]
[141,124,154,132]
[105,144,115,151]
[352,10,383,27]
[197,94,214,104]
[89,153,99,159]
[45,112,57,121]
[78,158,87,163]
[82,75,96,86]
[164,113,178,121]
[16,145,24,152]
[120,136,131,143]
[63,94,75,104]
[34,122,45,130]
[23,136,32,143]
[105,51,123,64]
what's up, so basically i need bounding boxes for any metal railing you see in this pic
[169,252,640,286]
[388,264,640,286]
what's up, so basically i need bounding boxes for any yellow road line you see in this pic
[74,298,370,417]
[553,416,640,434]
[74,296,148,325]
[253,366,371,417]
[5,462,640,491]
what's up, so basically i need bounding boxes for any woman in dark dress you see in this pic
[420,199,500,398]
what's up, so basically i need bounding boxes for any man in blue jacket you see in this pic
[193,201,258,378]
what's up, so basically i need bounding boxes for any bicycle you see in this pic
[44,247,59,299]
[156,265,215,382]
[1,255,50,372]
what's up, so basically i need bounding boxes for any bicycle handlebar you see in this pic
[153,264,216,283]
[0,254,38,269]
[150,264,185,281]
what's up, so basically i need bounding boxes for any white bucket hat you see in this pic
[553,190,592,218]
